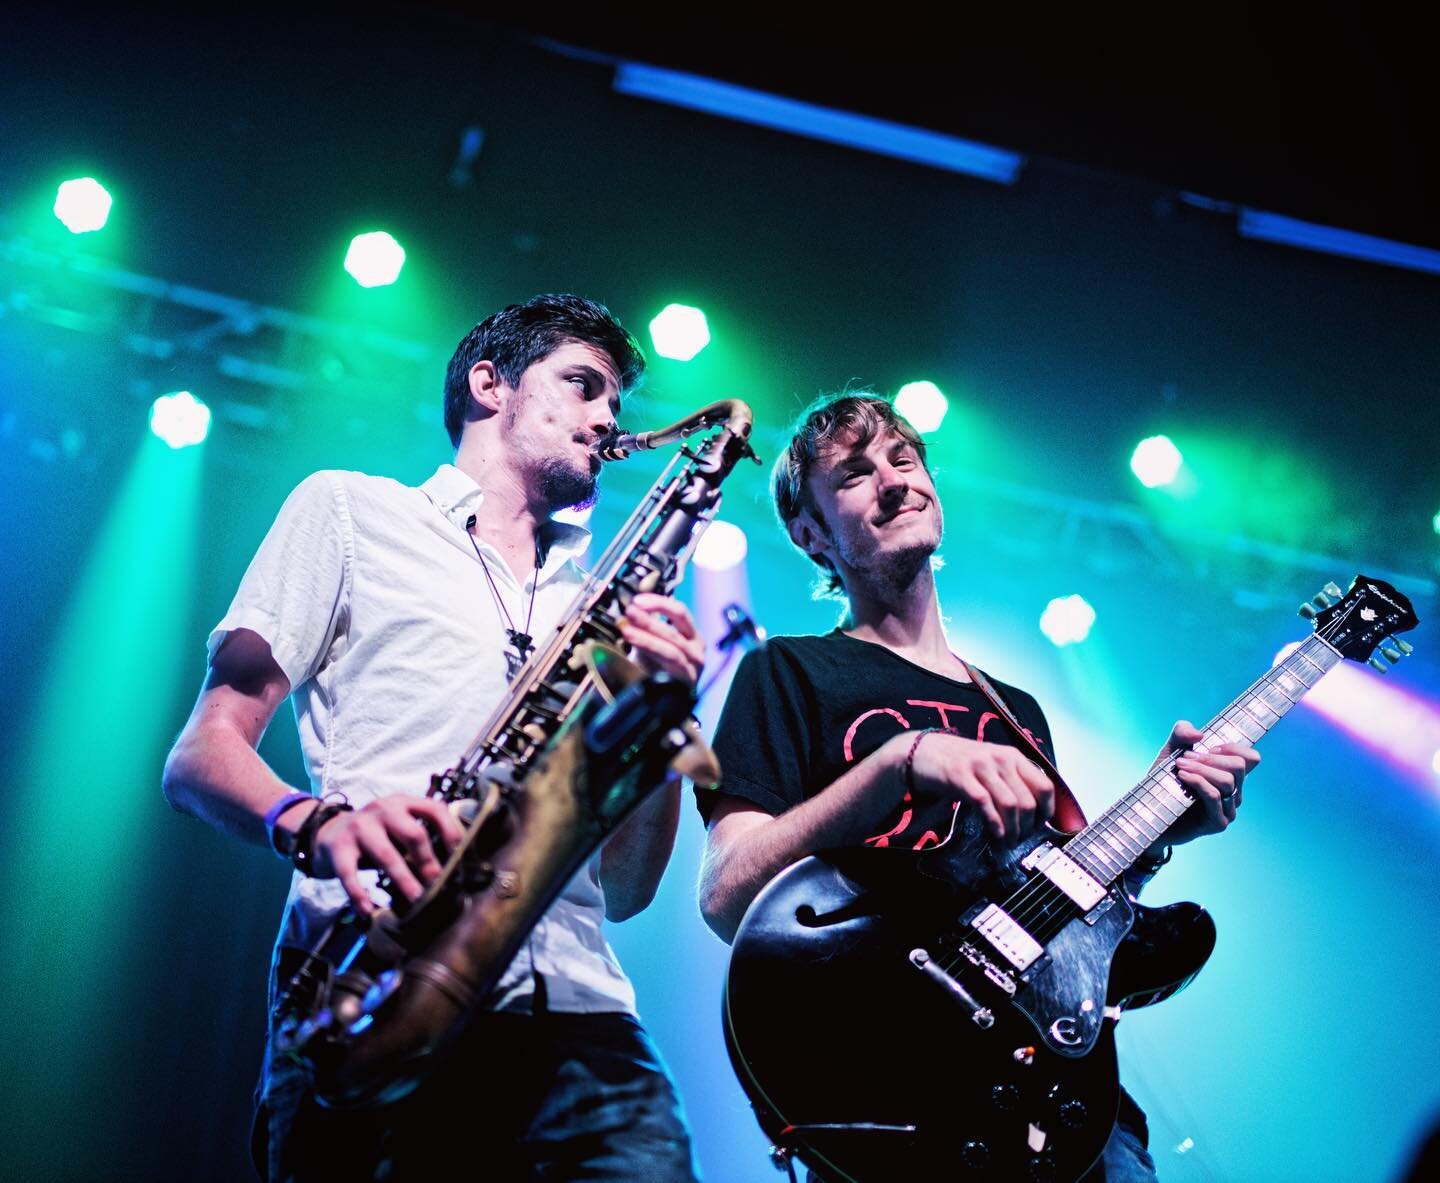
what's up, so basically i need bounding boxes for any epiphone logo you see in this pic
[1365,581,1404,613]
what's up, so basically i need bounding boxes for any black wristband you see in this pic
[290,796,353,876]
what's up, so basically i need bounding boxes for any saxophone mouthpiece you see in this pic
[596,430,650,462]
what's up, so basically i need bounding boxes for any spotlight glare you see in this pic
[53,177,113,233]
[894,381,949,433]
[1039,594,1096,646]
[343,231,406,287]
[1432,507,1440,536]
[1130,435,1183,488]
[149,391,211,449]
[648,304,711,361]
[694,520,748,570]
[553,504,594,527]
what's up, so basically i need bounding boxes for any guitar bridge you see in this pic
[909,948,996,1026]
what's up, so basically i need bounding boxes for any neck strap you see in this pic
[958,658,1087,833]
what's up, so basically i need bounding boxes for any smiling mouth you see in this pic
[875,503,924,526]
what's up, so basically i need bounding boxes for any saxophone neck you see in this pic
[598,399,753,461]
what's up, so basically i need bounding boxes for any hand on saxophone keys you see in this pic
[279,794,465,916]
[616,593,706,688]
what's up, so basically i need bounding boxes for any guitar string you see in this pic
[939,633,1345,974]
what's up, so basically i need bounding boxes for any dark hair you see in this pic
[772,392,930,596]
[443,293,645,446]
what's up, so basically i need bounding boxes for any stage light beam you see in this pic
[649,304,711,361]
[53,177,112,233]
[1040,594,1096,646]
[1131,435,1183,488]
[344,231,406,287]
[894,381,949,432]
[149,392,211,449]
[694,520,748,570]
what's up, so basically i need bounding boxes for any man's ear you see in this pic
[467,360,503,418]
[787,509,830,561]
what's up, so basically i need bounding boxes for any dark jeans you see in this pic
[256,1009,698,1182]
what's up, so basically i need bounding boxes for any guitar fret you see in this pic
[1100,828,1137,859]
[1257,683,1296,714]
[1271,668,1305,700]
[1071,840,1122,881]
[1221,709,1266,742]
[1151,772,1192,812]
[1242,697,1280,727]
[1292,645,1331,682]
[1111,813,1148,846]
[1131,800,1163,831]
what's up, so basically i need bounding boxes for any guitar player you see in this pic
[696,393,1259,1181]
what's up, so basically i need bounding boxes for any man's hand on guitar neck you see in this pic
[1149,720,1260,850]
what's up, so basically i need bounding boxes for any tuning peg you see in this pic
[1312,593,1334,610]
[1298,602,1318,619]
[1394,638,1415,656]
[1367,655,1390,673]
[1322,582,1344,599]
[1380,645,1402,663]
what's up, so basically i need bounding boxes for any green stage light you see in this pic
[1040,594,1096,646]
[344,231,406,287]
[1433,507,1440,536]
[149,392,211,449]
[53,177,112,233]
[894,381,948,432]
[1130,434,1182,488]
[649,304,710,361]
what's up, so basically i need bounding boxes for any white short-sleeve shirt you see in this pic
[209,464,637,1014]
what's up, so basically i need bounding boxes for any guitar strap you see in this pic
[958,658,1087,833]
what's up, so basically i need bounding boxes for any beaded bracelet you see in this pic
[902,728,940,795]
[290,794,354,876]
[264,791,316,859]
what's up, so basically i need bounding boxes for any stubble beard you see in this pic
[536,454,600,511]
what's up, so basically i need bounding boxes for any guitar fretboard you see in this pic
[1062,635,1342,885]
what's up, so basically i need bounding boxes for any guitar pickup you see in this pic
[970,903,1044,972]
[1021,843,1107,912]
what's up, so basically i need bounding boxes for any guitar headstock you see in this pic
[1301,575,1420,671]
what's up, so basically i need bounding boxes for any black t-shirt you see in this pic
[701,629,1151,1145]
[701,629,1055,848]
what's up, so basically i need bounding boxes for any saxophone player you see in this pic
[164,294,705,1182]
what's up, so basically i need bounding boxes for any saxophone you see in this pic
[274,399,757,1108]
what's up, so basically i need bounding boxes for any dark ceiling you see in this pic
[509,8,1439,250]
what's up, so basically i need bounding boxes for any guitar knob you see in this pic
[1322,581,1343,599]
[1380,645,1402,662]
[1059,1099,1089,1129]
[991,1083,1019,1110]
[1368,655,1389,673]
[1028,1153,1057,1182]
[1298,602,1317,619]
[1395,638,1415,656]
[960,1140,990,1169]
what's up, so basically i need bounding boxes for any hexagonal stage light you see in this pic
[53,177,113,233]
[1130,435,1183,488]
[694,520,748,570]
[1039,594,1096,646]
[649,304,711,361]
[149,391,211,449]
[344,231,406,287]
[894,380,948,432]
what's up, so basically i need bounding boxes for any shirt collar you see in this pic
[419,463,592,573]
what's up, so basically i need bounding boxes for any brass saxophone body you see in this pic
[275,400,756,1108]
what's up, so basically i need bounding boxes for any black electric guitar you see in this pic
[724,576,1419,1182]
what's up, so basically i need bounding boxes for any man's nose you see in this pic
[877,463,909,499]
